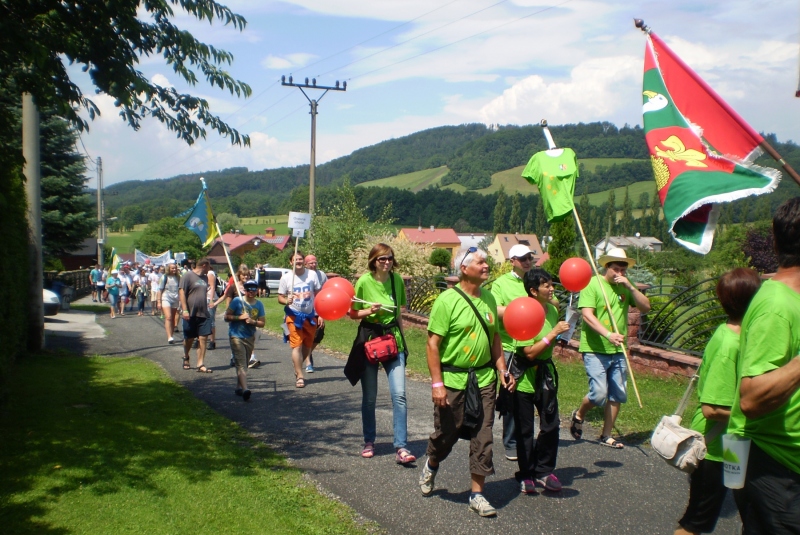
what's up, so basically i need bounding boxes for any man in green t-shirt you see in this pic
[419,247,514,518]
[491,243,534,461]
[727,198,800,532]
[570,247,650,449]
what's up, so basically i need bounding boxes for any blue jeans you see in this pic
[583,352,628,406]
[361,352,407,449]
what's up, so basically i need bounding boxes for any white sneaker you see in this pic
[168,337,174,344]
[468,493,497,517]
[419,461,437,496]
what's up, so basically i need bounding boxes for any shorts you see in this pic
[285,314,317,349]
[258,279,267,290]
[108,293,118,307]
[679,459,728,533]
[582,352,627,406]
[230,336,254,374]
[162,296,179,309]
[313,323,325,344]
[150,291,159,303]
[182,316,212,339]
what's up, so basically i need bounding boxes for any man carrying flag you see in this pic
[638,22,782,254]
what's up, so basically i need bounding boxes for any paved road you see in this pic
[47,300,741,534]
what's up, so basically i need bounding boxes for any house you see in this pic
[397,227,461,259]
[58,237,98,270]
[207,231,291,265]
[457,233,491,251]
[486,233,543,264]
[594,236,663,260]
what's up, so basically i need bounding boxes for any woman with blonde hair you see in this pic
[158,260,182,346]
[345,243,414,464]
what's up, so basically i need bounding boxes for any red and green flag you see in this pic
[642,32,780,254]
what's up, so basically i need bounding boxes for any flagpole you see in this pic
[759,141,800,188]
[215,222,242,300]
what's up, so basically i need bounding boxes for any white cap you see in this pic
[508,244,532,259]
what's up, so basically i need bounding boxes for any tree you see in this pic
[508,194,521,233]
[493,186,508,234]
[535,198,548,237]
[1,0,251,146]
[544,218,577,274]
[621,186,633,235]
[429,248,452,272]
[743,224,778,273]
[523,207,534,234]
[216,213,240,234]
[134,218,203,260]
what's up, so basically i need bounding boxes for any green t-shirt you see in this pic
[514,302,559,394]
[728,280,800,474]
[427,286,498,391]
[490,272,528,353]
[688,324,738,462]
[578,275,633,354]
[353,272,407,353]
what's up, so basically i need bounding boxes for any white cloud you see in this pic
[260,52,317,70]
[151,73,173,88]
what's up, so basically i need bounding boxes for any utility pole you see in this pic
[23,93,43,351]
[281,75,346,214]
[96,156,104,266]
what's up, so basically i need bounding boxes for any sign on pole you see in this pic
[288,211,312,230]
[292,228,305,238]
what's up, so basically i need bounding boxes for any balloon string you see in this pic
[350,296,396,309]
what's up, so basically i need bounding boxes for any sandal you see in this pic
[395,448,416,465]
[361,442,374,458]
[295,377,305,388]
[182,357,191,370]
[570,409,583,440]
[599,436,624,449]
[196,365,213,374]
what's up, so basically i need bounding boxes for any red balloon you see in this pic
[503,297,546,341]
[323,277,355,299]
[314,288,351,321]
[559,257,593,292]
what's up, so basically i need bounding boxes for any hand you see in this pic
[432,385,449,407]
[369,303,382,314]
[613,274,632,288]
[552,321,571,336]
[287,294,294,304]
[239,312,249,321]
[607,332,625,346]
[182,310,189,317]
[317,316,325,328]
[500,371,516,393]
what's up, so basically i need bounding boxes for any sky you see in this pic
[72,0,800,187]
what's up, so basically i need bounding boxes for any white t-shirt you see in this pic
[278,269,321,315]
[118,273,132,294]
[149,272,161,294]
[206,269,217,302]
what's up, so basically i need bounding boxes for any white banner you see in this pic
[135,249,172,266]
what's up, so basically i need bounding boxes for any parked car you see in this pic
[258,267,291,297]
[43,288,60,316]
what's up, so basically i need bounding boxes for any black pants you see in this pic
[511,389,560,480]
[679,459,727,533]
[734,441,800,535]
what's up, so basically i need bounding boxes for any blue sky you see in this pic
[74,0,799,186]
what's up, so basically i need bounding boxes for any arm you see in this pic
[701,404,732,422]
[179,287,189,318]
[426,332,448,408]
[350,303,381,319]
[491,332,514,391]
[739,356,800,418]
[613,274,650,313]
[581,307,625,346]
[521,321,571,360]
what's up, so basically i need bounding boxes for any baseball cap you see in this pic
[508,244,532,259]
[243,280,259,291]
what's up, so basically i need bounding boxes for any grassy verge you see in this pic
[0,352,373,534]
[257,298,692,442]
[70,304,110,314]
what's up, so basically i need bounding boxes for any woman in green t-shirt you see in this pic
[512,268,570,494]
[347,243,413,465]
[675,268,761,535]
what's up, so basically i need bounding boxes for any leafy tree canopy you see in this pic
[1,0,251,145]
[134,217,203,260]
[429,248,452,272]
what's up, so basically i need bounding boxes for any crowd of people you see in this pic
[93,197,800,528]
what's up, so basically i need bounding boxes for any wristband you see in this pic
[605,331,612,339]
[431,382,444,388]
[542,337,550,346]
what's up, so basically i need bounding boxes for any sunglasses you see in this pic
[514,254,533,262]
[376,256,394,263]
[460,246,478,269]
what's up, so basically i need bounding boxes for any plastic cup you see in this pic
[722,433,751,489]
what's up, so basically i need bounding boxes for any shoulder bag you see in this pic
[651,374,726,473]
[364,273,401,364]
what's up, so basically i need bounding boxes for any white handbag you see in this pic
[650,375,725,473]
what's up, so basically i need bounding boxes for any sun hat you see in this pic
[508,244,532,259]
[598,247,636,268]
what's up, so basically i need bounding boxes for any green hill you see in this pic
[357,166,450,192]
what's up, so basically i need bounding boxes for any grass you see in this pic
[0,352,372,535]
[70,304,110,314]
[256,298,693,442]
[239,214,290,236]
[104,230,144,254]
[356,167,450,193]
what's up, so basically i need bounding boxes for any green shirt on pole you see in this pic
[688,324,739,462]
[427,287,498,391]
[728,280,800,474]
[353,273,407,353]
[578,276,633,354]
[514,302,559,394]
[490,272,527,353]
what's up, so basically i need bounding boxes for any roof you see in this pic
[212,232,292,252]
[457,233,491,250]
[595,236,663,249]
[493,233,542,259]
[399,228,460,245]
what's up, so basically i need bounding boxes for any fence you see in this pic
[44,269,93,299]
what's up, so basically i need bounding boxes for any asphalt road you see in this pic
[47,300,742,534]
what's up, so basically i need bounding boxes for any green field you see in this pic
[356,166,450,193]
[239,214,290,236]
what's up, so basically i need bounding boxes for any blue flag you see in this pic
[177,181,219,247]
